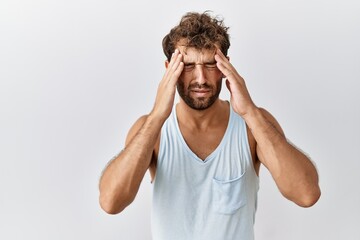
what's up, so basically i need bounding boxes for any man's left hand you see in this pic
[215,49,257,117]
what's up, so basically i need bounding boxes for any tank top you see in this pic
[152,104,259,240]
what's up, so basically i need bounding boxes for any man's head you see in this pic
[163,12,231,111]
[162,11,230,62]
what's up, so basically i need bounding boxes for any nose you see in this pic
[193,65,207,84]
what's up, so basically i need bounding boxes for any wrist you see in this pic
[147,111,168,128]
[240,105,260,120]
[241,106,263,127]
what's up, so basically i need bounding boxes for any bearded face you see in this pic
[177,80,222,110]
[176,47,223,110]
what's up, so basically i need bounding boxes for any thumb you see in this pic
[226,79,232,93]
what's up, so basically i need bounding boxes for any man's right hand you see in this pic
[150,49,183,122]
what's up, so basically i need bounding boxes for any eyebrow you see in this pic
[183,60,217,65]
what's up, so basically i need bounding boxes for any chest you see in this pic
[180,125,227,160]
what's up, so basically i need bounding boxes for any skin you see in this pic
[98,45,321,215]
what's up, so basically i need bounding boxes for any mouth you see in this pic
[190,88,211,97]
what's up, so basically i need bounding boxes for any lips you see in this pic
[190,88,211,97]
[192,89,210,93]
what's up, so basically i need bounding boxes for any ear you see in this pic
[165,60,169,69]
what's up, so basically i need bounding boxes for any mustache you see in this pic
[188,83,212,90]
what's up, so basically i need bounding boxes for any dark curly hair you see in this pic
[162,11,230,61]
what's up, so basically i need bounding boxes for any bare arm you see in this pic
[245,108,320,207]
[99,49,184,214]
[215,49,320,207]
[99,115,161,214]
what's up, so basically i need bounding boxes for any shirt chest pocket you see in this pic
[212,172,247,214]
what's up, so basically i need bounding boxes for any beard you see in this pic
[177,79,222,110]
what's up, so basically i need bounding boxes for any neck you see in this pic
[176,99,229,130]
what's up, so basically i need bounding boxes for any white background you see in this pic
[1,0,359,239]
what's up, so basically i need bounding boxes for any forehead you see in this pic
[177,46,216,63]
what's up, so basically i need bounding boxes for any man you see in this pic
[99,12,320,240]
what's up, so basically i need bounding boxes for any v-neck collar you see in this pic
[173,103,234,164]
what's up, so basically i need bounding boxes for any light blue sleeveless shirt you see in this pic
[152,105,259,240]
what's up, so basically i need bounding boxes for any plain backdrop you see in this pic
[1,0,359,239]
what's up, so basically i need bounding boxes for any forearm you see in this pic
[99,49,183,214]
[244,107,320,207]
[99,115,163,214]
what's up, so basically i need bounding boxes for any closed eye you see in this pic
[204,63,217,70]
[184,64,196,71]
[182,62,218,72]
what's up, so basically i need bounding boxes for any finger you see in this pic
[215,48,233,66]
[167,49,180,70]
[172,61,184,79]
[169,55,183,84]
[163,49,181,80]
[225,79,232,93]
[216,60,234,79]
[160,52,182,88]
[170,52,182,71]
[215,50,234,70]
[215,48,227,59]
[216,49,239,73]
